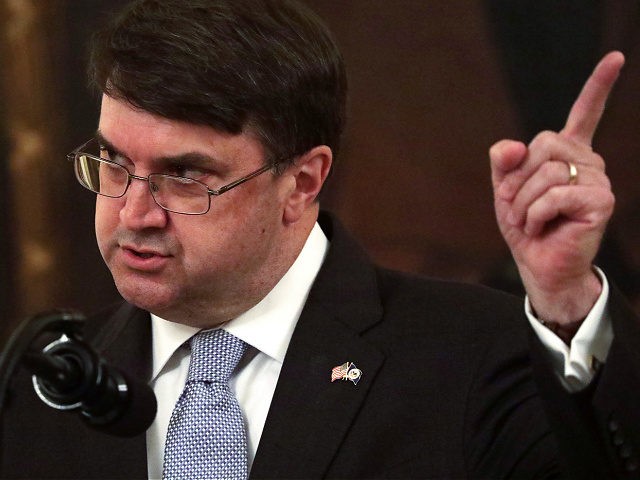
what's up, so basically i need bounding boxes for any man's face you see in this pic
[96,95,294,326]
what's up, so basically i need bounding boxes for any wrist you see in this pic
[525,268,602,332]
[536,317,583,345]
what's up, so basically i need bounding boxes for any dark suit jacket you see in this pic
[1,213,639,479]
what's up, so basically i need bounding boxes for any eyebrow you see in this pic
[94,130,222,170]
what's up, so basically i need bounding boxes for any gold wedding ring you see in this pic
[567,162,578,185]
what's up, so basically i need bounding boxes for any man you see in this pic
[1,0,638,478]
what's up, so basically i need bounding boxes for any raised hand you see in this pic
[490,51,625,332]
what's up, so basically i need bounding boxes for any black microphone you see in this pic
[21,332,157,437]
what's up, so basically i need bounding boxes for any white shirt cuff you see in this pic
[525,266,613,392]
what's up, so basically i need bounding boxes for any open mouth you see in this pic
[125,248,158,259]
[120,245,169,271]
[132,251,154,259]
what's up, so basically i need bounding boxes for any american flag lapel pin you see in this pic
[331,361,362,385]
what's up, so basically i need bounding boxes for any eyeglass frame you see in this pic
[67,138,283,215]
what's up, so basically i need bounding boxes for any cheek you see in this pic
[178,205,271,271]
[95,198,120,250]
[181,220,240,265]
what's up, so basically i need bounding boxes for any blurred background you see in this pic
[1,0,639,341]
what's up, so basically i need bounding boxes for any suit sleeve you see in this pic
[530,285,640,478]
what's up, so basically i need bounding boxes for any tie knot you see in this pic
[187,329,247,383]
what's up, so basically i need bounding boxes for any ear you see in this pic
[283,145,332,224]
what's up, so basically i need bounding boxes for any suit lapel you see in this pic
[90,302,153,381]
[251,213,386,479]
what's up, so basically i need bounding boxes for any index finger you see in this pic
[561,51,625,146]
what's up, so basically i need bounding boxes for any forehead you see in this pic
[97,94,265,166]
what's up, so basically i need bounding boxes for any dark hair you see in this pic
[89,0,347,169]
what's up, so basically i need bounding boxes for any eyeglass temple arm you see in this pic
[66,140,93,162]
[207,163,278,196]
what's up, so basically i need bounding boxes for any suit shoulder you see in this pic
[373,267,526,339]
[375,267,523,315]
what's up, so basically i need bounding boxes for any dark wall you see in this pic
[2,0,639,337]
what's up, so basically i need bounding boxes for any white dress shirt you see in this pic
[146,223,329,480]
[146,222,614,479]
[526,267,613,391]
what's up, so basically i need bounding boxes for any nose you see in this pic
[119,176,168,230]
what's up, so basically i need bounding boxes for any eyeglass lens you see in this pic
[74,153,211,214]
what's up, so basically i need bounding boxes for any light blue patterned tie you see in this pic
[162,329,249,480]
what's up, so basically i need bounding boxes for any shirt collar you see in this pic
[150,222,329,379]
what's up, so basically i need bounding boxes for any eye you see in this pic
[172,164,209,180]
[99,145,129,168]
[98,145,112,161]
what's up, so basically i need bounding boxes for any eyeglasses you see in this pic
[67,138,279,215]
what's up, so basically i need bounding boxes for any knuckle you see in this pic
[591,152,606,171]
[539,161,558,179]
[489,140,505,157]
[586,188,615,223]
[604,189,616,213]
[547,184,564,201]
[530,130,556,149]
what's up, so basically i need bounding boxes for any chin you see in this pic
[114,277,180,316]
